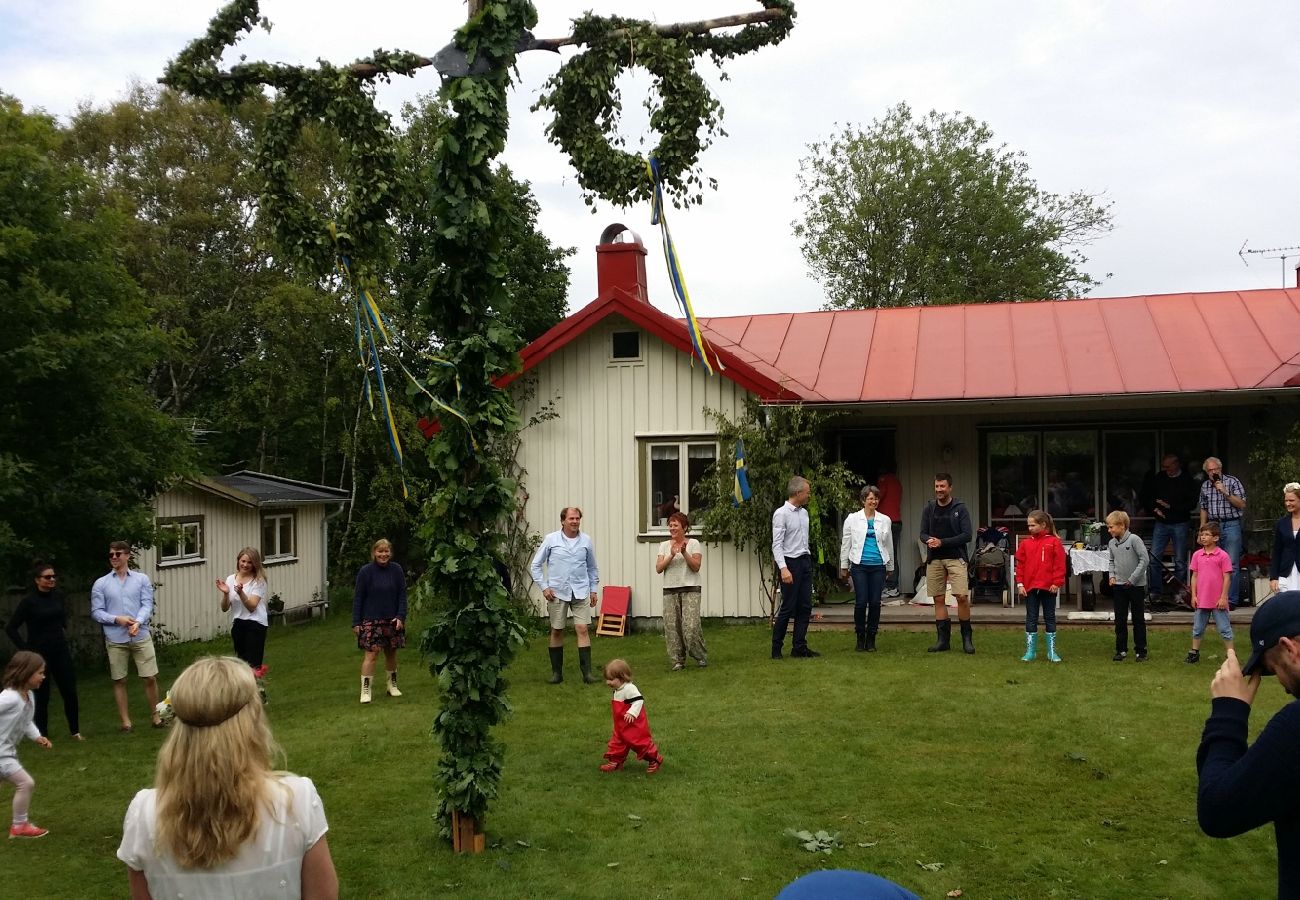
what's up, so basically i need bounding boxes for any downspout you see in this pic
[322,500,348,610]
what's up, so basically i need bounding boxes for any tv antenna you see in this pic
[1239,240,1300,287]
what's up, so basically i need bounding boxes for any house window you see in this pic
[610,330,641,361]
[984,425,1219,535]
[157,517,204,564]
[262,511,296,561]
[643,440,717,530]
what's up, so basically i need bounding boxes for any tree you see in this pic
[0,95,194,585]
[794,102,1113,309]
[695,399,856,615]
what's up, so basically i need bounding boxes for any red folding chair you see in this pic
[596,586,630,637]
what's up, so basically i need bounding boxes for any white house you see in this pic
[138,471,348,642]
[507,225,1300,623]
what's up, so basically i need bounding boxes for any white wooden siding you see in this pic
[136,486,331,643]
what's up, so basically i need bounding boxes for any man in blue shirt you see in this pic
[531,507,601,684]
[772,476,818,659]
[90,541,163,730]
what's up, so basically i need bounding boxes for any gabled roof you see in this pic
[509,285,805,401]
[516,286,1300,404]
[197,471,349,507]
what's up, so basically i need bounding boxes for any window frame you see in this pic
[156,515,205,567]
[609,329,643,363]
[637,435,720,536]
[261,510,298,564]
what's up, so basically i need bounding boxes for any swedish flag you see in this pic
[733,439,753,506]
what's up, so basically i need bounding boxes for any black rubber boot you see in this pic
[855,632,867,652]
[865,631,877,652]
[927,619,951,653]
[578,646,599,684]
[960,619,975,655]
[547,647,563,684]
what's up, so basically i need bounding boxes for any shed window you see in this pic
[262,511,297,561]
[610,330,641,360]
[157,517,204,564]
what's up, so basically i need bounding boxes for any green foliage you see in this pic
[533,1,795,207]
[695,398,856,611]
[794,102,1114,309]
[0,95,194,585]
[1246,399,1300,528]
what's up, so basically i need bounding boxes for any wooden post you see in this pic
[451,809,486,854]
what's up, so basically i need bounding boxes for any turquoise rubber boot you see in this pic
[1020,631,1037,662]
[1046,631,1062,663]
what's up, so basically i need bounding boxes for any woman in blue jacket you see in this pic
[1268,482,1300,595]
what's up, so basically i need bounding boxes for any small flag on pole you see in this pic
[733,439,753,506]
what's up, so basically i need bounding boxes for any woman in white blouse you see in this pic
[839,485,895,652]
[215,547,269,672]
[118,657,337,899]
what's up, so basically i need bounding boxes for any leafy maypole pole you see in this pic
[165,0,794,849]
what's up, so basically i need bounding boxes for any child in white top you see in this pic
[1,651,53,838]
[599,659,663,774]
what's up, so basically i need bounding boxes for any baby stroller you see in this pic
[971,525,1011,604]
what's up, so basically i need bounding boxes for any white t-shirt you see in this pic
[118,774,327,900]
[226,575,269,627]
[656,538,702,589]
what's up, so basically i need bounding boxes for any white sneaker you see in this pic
[882,588,901,598]
[386,673,403,698]
[360,677,372,704]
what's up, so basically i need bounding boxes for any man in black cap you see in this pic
[1196,590,1300,897]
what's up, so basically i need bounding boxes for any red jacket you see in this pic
[1015,532,1066,591]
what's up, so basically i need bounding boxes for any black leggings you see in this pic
[231,619,268,668]
[32,641,79,736]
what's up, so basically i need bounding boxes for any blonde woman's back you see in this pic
[118,773,327,899]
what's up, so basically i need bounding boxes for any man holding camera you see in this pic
[1199,457,1246,608]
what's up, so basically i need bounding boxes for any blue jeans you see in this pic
[1148,520,1189,591]
[850,563,886,635]
[1217,519,1243,605]
[1192,608,1233,641]
[1024,589,1057,633]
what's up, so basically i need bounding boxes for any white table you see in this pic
[1068,548,1110,610]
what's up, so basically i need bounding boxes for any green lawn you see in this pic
[0,614,1280,899]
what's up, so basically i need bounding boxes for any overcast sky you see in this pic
[4,0,1300,319]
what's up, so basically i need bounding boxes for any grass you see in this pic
[0,613,1282,899]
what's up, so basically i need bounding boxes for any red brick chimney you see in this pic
[596,223,649,302]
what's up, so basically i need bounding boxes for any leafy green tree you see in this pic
[794,102,1113,309]
[695,398,857,614]
[0,95,194,585]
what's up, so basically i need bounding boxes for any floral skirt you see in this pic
[356,619,406,652]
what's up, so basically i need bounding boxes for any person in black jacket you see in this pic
[919,474,974,654]
[1140,453,1199,593]
[1197,591,1300,897]
[1268,482,1300,595]
[4,561,80,740]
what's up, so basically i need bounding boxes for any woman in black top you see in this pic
[5,561,81,739]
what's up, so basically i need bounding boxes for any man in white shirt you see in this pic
[771,476,818,659]
[530,507,601,684]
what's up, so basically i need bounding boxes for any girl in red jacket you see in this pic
[1015,510,1067,662]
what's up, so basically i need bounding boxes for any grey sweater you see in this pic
[1108,531,1150,586]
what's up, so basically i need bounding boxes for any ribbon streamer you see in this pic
[646,158,723,374]
[733,438,753,506]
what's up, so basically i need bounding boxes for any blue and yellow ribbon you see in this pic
[332,226,470,497]
[646,158,722,374]
[733,438,753,506]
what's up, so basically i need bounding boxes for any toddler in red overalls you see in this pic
[599,659,663,774]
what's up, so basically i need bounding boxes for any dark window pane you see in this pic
[686,444,717,514]
[1044,431,1096,524]
[611,331,641,359]
[988,432,1038,522]
[1104,431,1157,519]
[650,445,680,526]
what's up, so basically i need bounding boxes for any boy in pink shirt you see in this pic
[1186,522,1235,664]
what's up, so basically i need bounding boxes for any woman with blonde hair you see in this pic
[215,547,270,672]
[1269,482,1300,595]
[117,657,337,899]
[352,538,407,704]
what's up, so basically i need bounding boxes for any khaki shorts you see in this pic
[548,596,593,630]
[106,637,159,681]
[926,559,969,597]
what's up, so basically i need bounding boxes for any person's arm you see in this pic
[301,835,340,900]
[135,575,154,629]
[1217,555,1231,609]
[1107,541,1119,584]
[683,539,702,573]
[772,507,788,569]
[1049,540,1066,591]
[90,577,116,626]
[878,514,894,572]
[655,541,673,575]
[918,503,932,545]
[1197,662,1300,838]
[586,538,599,602]
[127,868,152,900]
[217,575,233,613]
[4,598,27,649]
[1126,537,1149,584]
[838,514,853,574]
[1199,483,1209,528]
[352,567,367,627]
[237,578,261,614]
[529,539,550,595]
[941,504,973,549]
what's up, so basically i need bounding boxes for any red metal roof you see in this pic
[694,289,1300,402]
